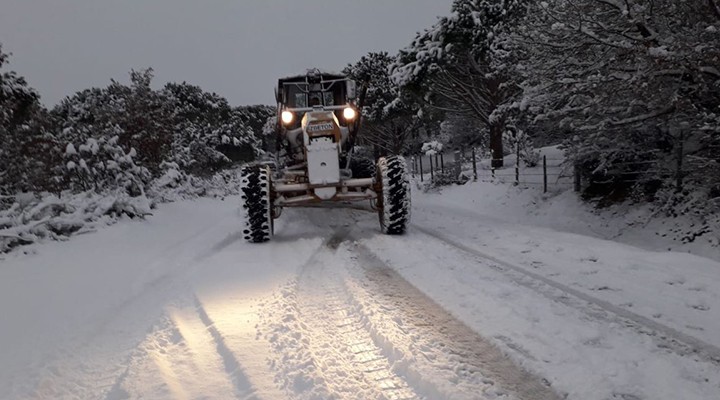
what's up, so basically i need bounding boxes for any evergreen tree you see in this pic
[391,0,529,167]
[516,0,720,205]
[345,52,436,155]
[0,44,60,194]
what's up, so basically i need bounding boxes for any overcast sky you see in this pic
[0,0,450,107]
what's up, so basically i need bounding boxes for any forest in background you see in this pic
[1,0,719,251]
[346,0,718,229]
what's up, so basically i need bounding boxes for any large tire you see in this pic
[240,166,273,243]
[377,156,411,234]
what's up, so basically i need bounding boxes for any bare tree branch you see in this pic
[608,104,675,126]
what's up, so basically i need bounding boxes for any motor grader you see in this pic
[240,69,410,242]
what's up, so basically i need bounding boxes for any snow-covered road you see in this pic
[1,193,719,399]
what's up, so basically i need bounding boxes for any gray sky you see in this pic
[0,0,450,107]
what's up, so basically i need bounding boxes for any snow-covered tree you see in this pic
[515,0,720,205]
[0,44,39,136]
[118,69,173,171]
[52,68,173,177]
[0,44,60,194]
[163,82,271,174]
[261,115,279,155]
[391,0,529,167]
[345,52,436,155]
[439,113,486,150]
[228,104,274,158]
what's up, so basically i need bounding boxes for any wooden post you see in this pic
[440,153,445,174]
[515,141,520,185]
[676,130,684,193]
[543,155,548,193]
[430,155,434,182]
[453,150,461,178]
[574,162,581,192]
[472,147,478,182]
[411,156,416,178]
[419,154,424,182]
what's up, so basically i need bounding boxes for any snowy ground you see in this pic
[445,146,719,261]
[1,183,719,399]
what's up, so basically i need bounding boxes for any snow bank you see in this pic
[418,146,719,261]
[0,168,242,254]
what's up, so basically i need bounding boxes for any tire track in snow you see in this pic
[414,224,720,367]
[103,362,132,400]
[103,300,249,400]
[258,231,420,399]
[346,240,561,400]
[55,225,250,400]
[295,208,558,398]
[193,295,259,399]
[295,233,420,400]
[257,240,340,399]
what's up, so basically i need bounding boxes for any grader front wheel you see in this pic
[377,156,411,235]
[240,166,273,243]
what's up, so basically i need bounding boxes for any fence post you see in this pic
[411,156,416,178]
[419,154,424,182]
[440,153,445,174]
[472,147,478,182]
[543,155,548,193]
[515,141,520,185]
[676,130,684,193]
[429,155,434,182]
[453,150,461,179]
[574,162,581,192]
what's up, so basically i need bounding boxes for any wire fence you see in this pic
[408,139,717,196]
[409,149,576,193]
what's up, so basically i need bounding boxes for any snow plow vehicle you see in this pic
[240,69,410,242]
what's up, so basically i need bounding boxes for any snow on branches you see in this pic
[513,0,720,219]
[422,141,444,156]
[390,0,530,167]
[0,45,272,252]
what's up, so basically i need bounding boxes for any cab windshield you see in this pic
[284,80,345,109]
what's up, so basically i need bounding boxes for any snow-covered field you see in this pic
[1,181,719,399]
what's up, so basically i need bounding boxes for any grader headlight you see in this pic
[281,110,294,125]
[343,107,357,121]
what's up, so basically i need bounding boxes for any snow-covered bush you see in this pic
[0,49,268,253]
[422,141,443,156]
[148,163,241,202]
[423,169,471,193]
[0,190,152,253]
[63,136,151,196]
[503,127,539,167]
[0,166,243,253]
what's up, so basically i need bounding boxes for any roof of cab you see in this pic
[278,69,347,86]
